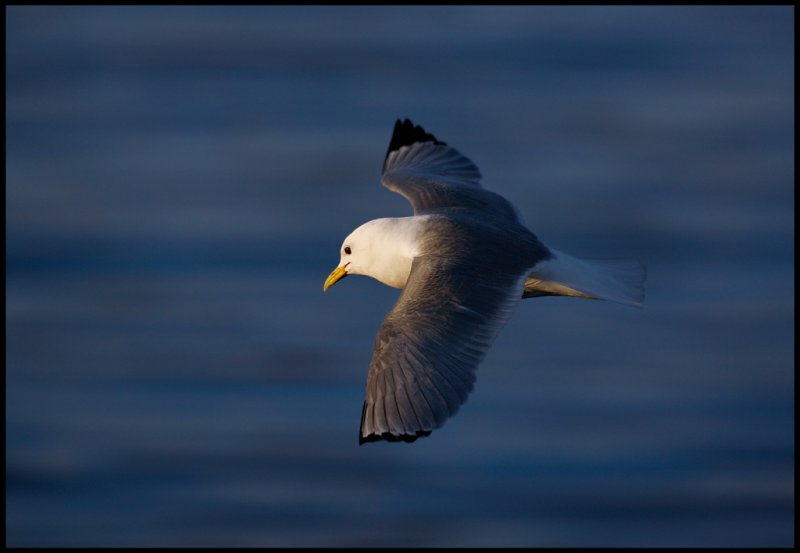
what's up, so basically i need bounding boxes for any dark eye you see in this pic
[344,246,352,255]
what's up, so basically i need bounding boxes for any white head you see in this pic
[323,217,421,291]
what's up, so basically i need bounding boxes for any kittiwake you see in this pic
[324,118,646,444]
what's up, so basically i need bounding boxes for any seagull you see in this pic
[324,119,645,444]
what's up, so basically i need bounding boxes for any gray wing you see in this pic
[381,119,524,222]
[359,253,528,444]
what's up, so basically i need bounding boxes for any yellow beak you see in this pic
[323,265,348,292]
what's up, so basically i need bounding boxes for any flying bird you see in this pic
[324,119,645,444]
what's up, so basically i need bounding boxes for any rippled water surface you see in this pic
[6,6,794,547]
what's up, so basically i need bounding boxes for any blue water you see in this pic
[6,6,794,547]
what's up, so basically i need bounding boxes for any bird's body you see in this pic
[324,119,646,444]
[346,213,546,290]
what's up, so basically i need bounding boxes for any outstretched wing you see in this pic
[381,118,523,222]
[359,253,528,444]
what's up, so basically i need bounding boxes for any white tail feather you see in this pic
[524,247,646,308]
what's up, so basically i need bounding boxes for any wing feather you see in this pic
[359,253,529,444]
[358,121,554,443]
[381,118,525,221]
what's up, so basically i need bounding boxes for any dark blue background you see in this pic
[6,6,794,547]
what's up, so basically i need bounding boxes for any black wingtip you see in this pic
[383,118,446,169]
[358,401,433,445]
[359,429,433,445]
